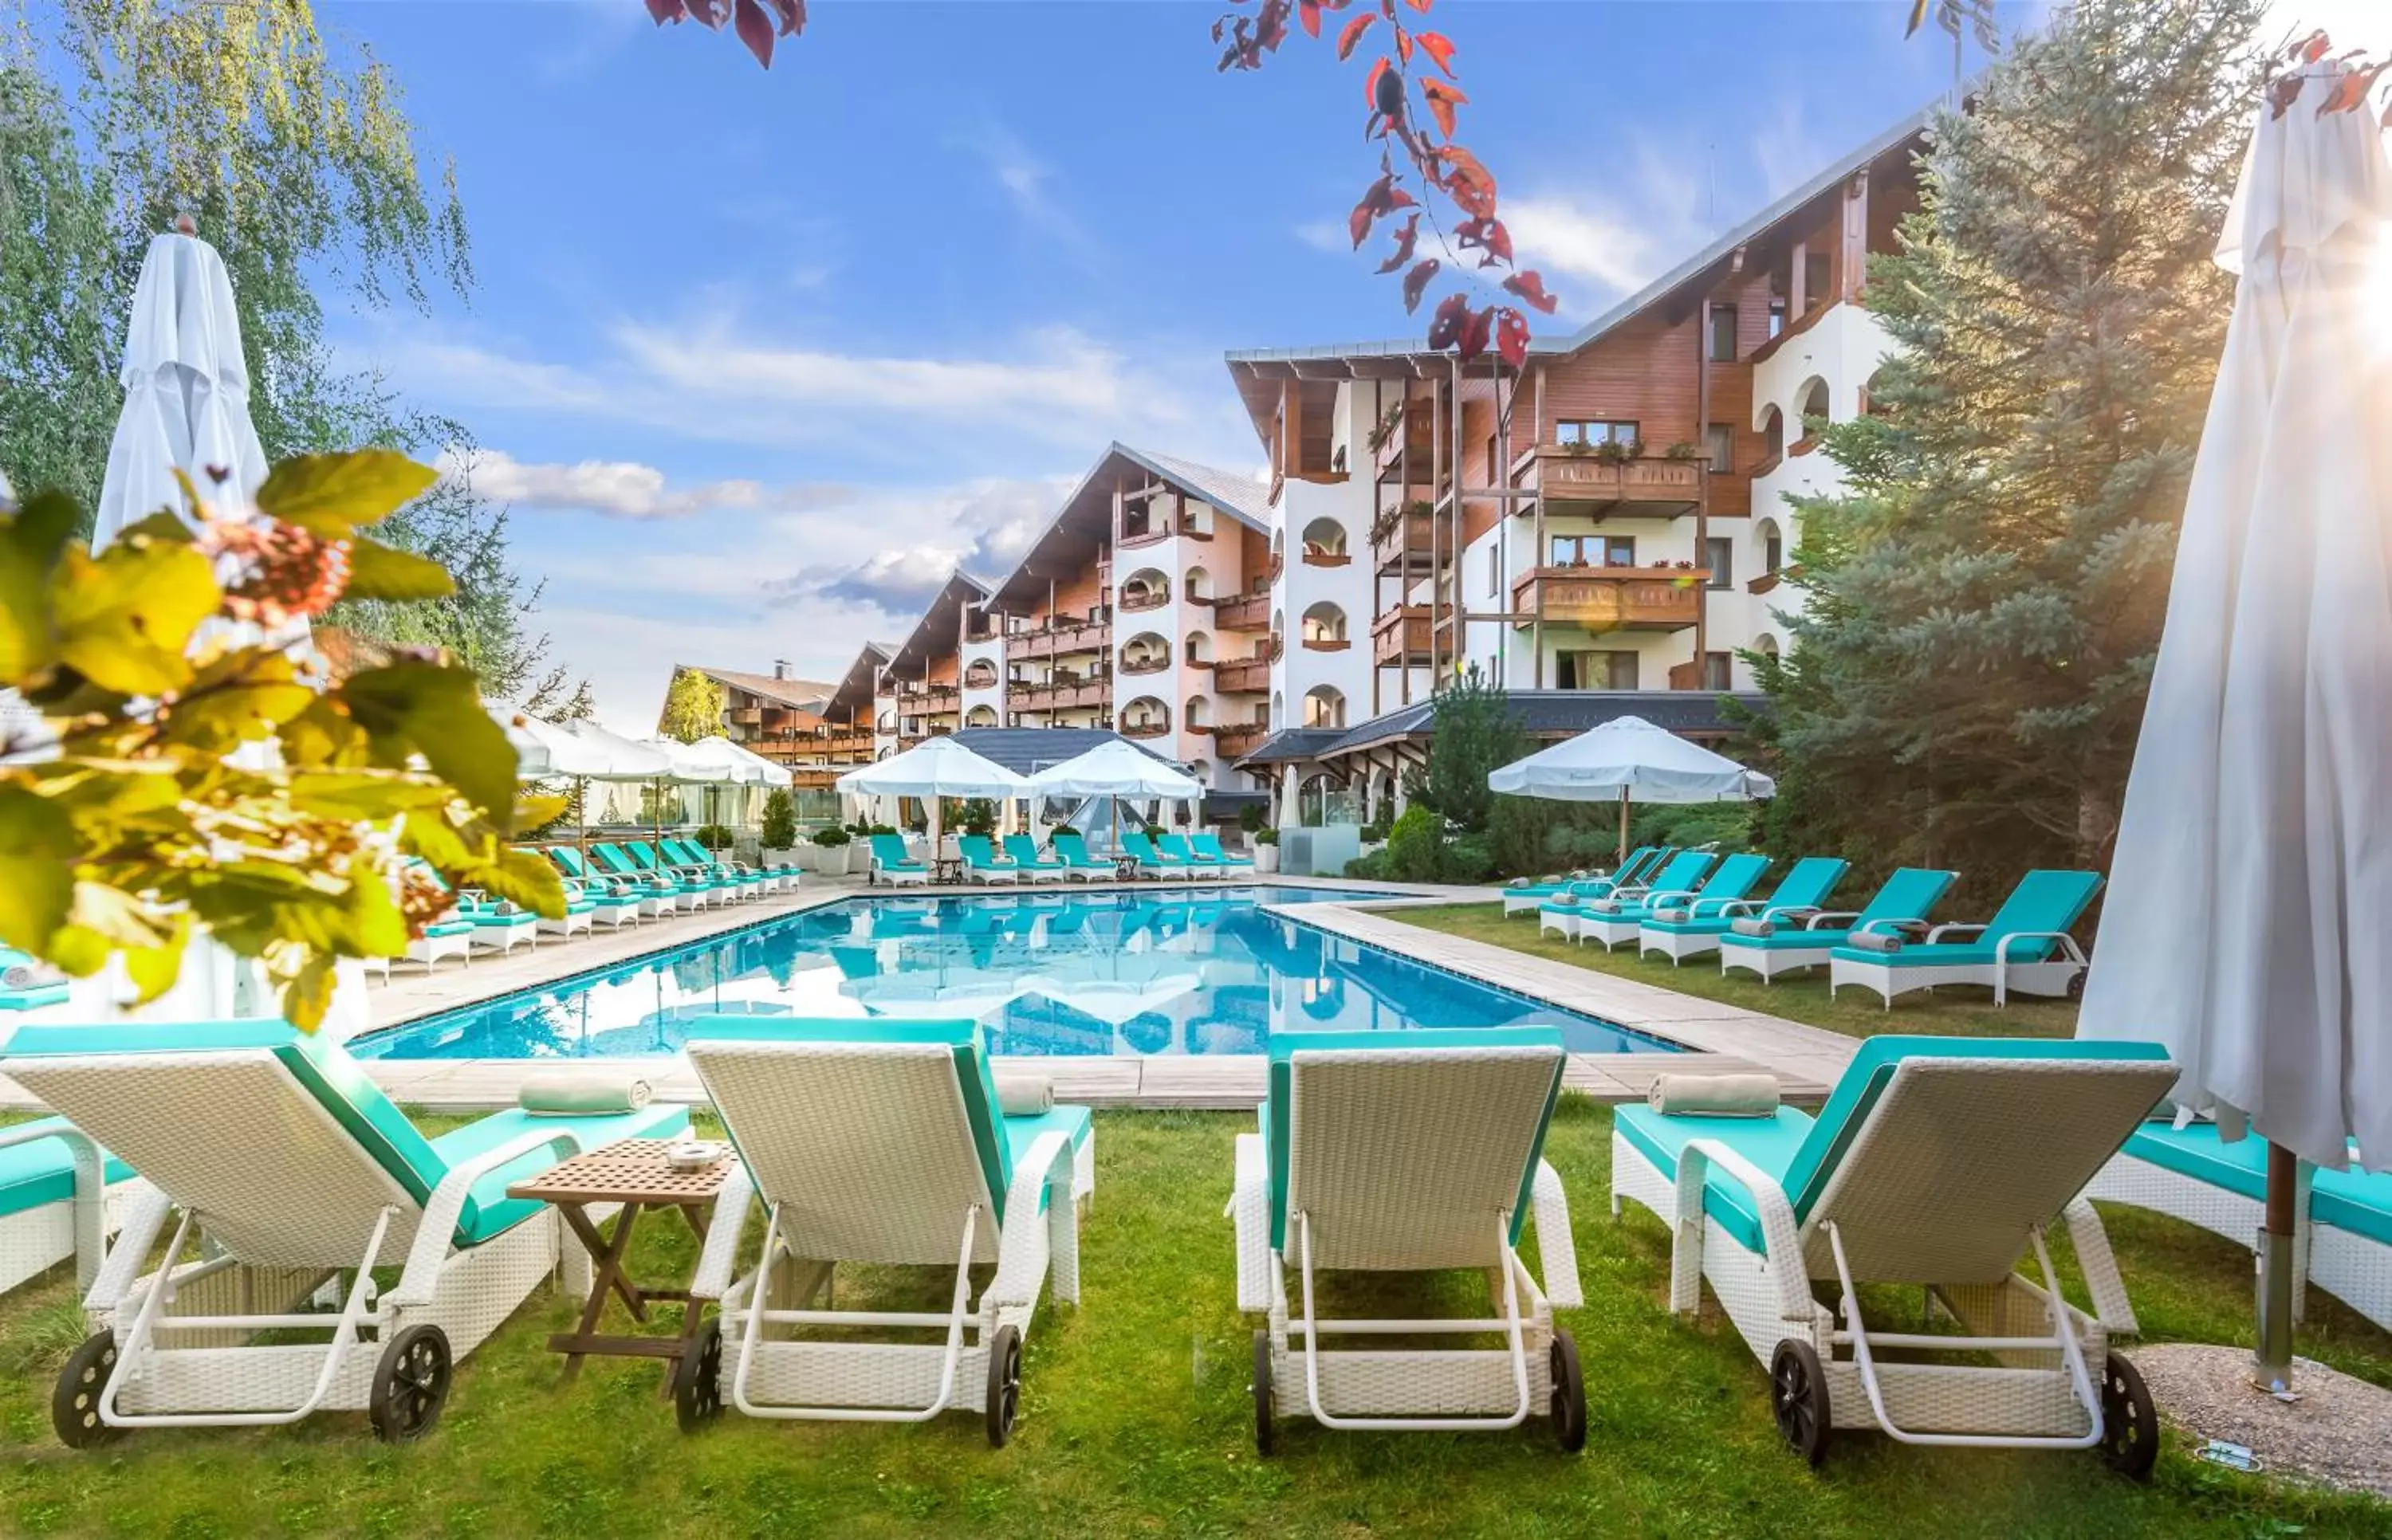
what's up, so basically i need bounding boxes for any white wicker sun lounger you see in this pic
[1230,1026,1587,1452]
[1611,1036,2178,1476]
[680,1017,1093,1445]
[0,1119,149,1298]
[0,1019,688,1446]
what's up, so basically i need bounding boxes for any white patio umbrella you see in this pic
[1487,714,1775,863]
[2078,60,2392,1393]
[1025,738,1202,854]
[838,737,1028,873]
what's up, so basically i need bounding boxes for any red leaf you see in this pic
[1422,79,1467,139]
[1455,216,1513,267]
[686,0,729,24]
[1414,30,1456,77]
[1257,0,1293,53]
[1426,293,1471,352]
[733,0,774,65]
[1503,270,1560,314]
[1458,303,1493,363]
[2298,29,2331,63]
[2268,72,2306,120]
[1364,55,1391,109]
[1336,12,1375,59]
[1495,308,1531,370]
[1435,146,1497,218]
[1395,26,1413,65]
[645,0,683,23]
[1401,258,1441,314]
[1374,212,1421,273]
[1299,0,1323,40]
[1347,172,1414,248]
[1405,0,1433,11]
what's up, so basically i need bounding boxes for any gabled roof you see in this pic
[884,569,995,676]
[948,726,1183,776]
[989,442,1274,613]
[1221,101,1938,443]
[679,665,835,713]
[1233,689,1770,766]
[827,639,895,716]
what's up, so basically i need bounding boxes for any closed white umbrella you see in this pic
[1487,714,1774,863]
[2078,60,2392,1393]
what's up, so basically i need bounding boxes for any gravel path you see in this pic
[2130,1344,2392,1497]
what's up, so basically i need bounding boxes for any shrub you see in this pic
[1048,824,1080,839]
[958,798,997,836]
[1384,804,1447,882]
[759,788,797,850]
[1342,847,1392,880]
[1238,803,1267,834]
[1253,827,1279,846]
[810,826,851,847]
[694,823,734,850]
[1446,831,1497,884]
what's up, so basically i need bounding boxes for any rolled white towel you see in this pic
[1650,907,1690,924]
[1844,929,1905,954]
[519,1072,653,1116]
[1728,916,1775,938]
[997,1076,1055,1117]
[1509,878,1531,890]
[1647,1072,1780,1118]
[1587,899,1623,915]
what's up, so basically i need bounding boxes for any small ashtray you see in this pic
[664,1140,726,1173]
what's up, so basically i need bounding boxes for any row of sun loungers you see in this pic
[6,1016,2382,1469]
[869,830,1256,886]
[1521,850,2100,1008]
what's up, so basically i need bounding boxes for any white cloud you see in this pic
[1294,219,1347,254]
[438,446,797,521]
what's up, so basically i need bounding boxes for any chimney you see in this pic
[773,658,789,680]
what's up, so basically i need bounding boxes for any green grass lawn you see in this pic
[2,1106,2386,1537]
[1387,902,2086,1040]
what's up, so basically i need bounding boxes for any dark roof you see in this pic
[989,442,1273,612]
[947,726,1185,777]
[825,641,893,717]
[1238,727,1347,765]
[1236,690,1769,764]
[885,570,994,675]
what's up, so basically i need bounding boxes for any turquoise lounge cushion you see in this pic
[424,920,476,938]
[0,1116,135,1219]
[1261,1026,1565,1251]
[0,983,69,1012]
[1829,940,2006,968]
[430,1102,690,1243]
[1001,1106,1094,1210]
[1721,927,1858,951]
[681,1016,1017,1222]
[2123,1122,2392,1247]
[2312,1163,2392,1248]
[1611,1105,1816,1253]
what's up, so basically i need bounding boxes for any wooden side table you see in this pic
[508,1138,734,1394]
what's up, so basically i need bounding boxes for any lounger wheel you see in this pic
[2098,1351,2159,1482]
[673,1317,724,1434]
[986,1324,1023,1448]
[1549,1330,1587,1452]
[53,1332,122,1448]
[1251,1329,1275,1456]
[1768,1339,1832,1467]
[370,1324,452,1444]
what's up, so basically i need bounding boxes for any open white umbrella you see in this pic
[1487,714,1775,862]
[2079,59,2392,1393]
[838,737,1027,871]
[1025,738,1201,856]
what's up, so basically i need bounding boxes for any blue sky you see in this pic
[321,0,2006,729]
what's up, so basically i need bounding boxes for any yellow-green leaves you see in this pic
[0,784,77,954]
[338,659,519,820]
[51,535,220,695]
[344,536,455,603]
[255,449,437,539]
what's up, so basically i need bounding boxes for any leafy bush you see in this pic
[1048,824,1080,839]
[758,788,797,850]
[1384,804,1447,882]
[1342,847,1392,880]
[810,826,851,847]
[1253,827,1279,847]
[1446,831,1497,884]
[958,798,997,836]
[1238,803,1267,834]
[694,823,734,851]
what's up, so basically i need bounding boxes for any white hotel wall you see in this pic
[1269,438,1375,733]
[960,633,1005,729]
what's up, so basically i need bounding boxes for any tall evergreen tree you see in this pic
[1756,0,2262,883]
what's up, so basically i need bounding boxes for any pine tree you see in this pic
[1416,665,1525,835]
[1757,0,2261,885]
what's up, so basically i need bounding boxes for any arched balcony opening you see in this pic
[1303,685,1346,729]
[1120,569,1170,612]
[965,704,999,728]
[1119,631,1173,676]
[962,658,997,689]
[1120,697,1172,739]
[1300,517,1349,565]
[1184,694,1213,731]
[1300,601,1350,650]
[1185,564,1214,604]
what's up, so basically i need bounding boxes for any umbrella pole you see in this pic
[2254,1141,2300,1395]
[1616,787,1630,868]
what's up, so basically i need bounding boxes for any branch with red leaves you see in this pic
[1213,0,1557,367]
[644,0,806,69]
[2266,31,2392,125]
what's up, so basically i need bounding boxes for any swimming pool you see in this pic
[349,886,1678,1060]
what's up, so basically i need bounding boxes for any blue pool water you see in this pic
[349,886,1678,1060]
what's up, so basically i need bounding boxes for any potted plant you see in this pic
[759,789,798,870]
[802,823,848,874]
[1253,825,1281,874]
[1561,437,1595,458]
[1662,440,1701,461]
[1591,438,1635,466]
[695,823,735,856]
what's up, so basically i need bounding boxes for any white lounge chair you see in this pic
[0,1119,147,1298]
[1230,1027,1587,1452]
[679,1017,1093,1444]
[1827,870,2103,1008]
[1,1019,688,1445]
[2087,1121,2392,1338]
[1611,1036,2177,1475]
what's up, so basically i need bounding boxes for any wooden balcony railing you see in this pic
[727,705,763,725]
[1214,658,1270,693]
[1118,587,1170,613]
[1512,567,1703,631]
[1120,717,1171,740]
[1528,452,1705,517]
[1371,504,1435,572]
[1371,604,1435,666]
[1006,679,1110,712]
[1214,721,1268,757]
[1009,619,1111,658]
[1118,652,1171,677]
[1214,593,1270,631]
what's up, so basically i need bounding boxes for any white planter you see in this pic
[1253,846,1281,874]
[761,847,797,870]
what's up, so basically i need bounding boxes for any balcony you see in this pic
[1512,567,1703,631]
[1371,503,1435,572]
[1371,604,1435,666]
[1010,618,1111,659]
[1214,592,1270,631]
[1528,451,1705,518]
[1120,717,1171,740]
[1119,651,1172,678]
[1214,721,1268,758]
[1118,587,1170,614]
[1006,678,1110,713]
[727,705,763,725]
[1214,658,1270,694]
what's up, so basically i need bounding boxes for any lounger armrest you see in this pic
[1530,1161,1584,1309]
[1759,904,1820,925]
[0,1122,108,1284]
[84,1185,175,1315]
[1994,929,2085,963]
[1855,916,1928,937]
[1803,909,1860,929]
[1926,921,1987,944]
[1645,888,1699,910]
[690,1161,756,1302]
[391,1126,592,1307]
[986,1130,1072,1314]
[2060,1198,2138,1334]
[1691,897,1761,919]
[1676,1138,1816,1325]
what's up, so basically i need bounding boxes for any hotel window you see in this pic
[1556,419,1639,448]
[1549,534,1635,568]
[1805,253,1832,314]
[1705,538,1734,590]
[1706,422,1734,473]
[1707,305,1738,362]
[1556,650,1639,690]
[1703,651,1733,691]
[1767,297,1788,339]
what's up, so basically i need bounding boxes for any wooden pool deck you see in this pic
[2,874,1859,1114]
